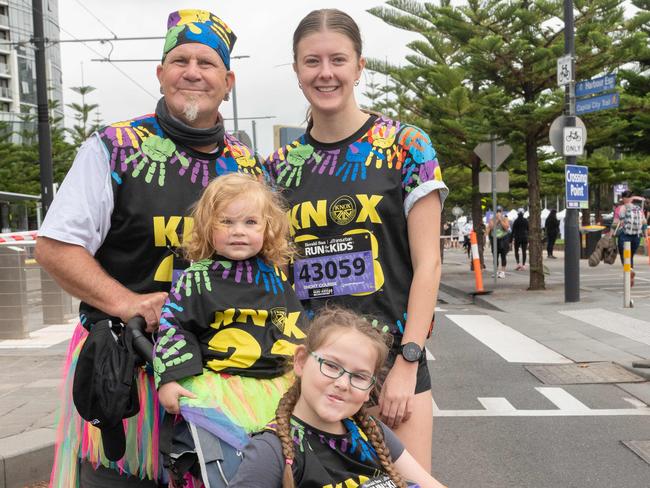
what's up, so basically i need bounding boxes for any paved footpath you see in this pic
[2,249,650,487]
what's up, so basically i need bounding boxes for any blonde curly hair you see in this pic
[183,173,293,266]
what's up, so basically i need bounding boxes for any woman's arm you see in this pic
[394,449,448,488]
[378,191,442,427]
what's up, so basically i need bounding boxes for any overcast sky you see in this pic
[57,0,419,156]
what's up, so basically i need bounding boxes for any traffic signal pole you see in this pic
[564,0,580,302]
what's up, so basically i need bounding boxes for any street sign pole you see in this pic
[491,136,498,286]
[564,0,580,303]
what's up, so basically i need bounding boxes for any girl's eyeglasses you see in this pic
[310,352,376,391]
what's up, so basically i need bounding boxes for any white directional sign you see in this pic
[563,127,584,156]
[479,171,509,193]
[473,141,512,169]
[557,55,573,86]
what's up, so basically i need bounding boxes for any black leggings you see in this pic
[490,237,508,267]
[514,239,528,265]
[547,233,558,256]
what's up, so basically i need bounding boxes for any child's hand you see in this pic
[158,381,197,414]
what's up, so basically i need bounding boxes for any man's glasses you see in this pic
[310,352,376,391]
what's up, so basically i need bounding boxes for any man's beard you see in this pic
[182,99,200,123]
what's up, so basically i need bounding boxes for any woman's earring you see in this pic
[224,91,230,101]
[298,82,303,89]
[159,86,164,94]
[354,79,360,86]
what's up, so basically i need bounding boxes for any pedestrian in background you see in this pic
[486,206,510,278]
[613,190,647,280]
[544,209,560,258]
[512,208,529,270]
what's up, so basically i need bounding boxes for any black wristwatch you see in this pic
[398,342,423,362]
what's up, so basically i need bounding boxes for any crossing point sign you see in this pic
[565,164,589,209]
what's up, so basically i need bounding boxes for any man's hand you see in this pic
[158,381,197,415]
[117,291,168,332]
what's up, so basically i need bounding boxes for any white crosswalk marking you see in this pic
[559,308,650,346]
[536,387,589,411]
[446,314,572,363]
[477,397,516,412]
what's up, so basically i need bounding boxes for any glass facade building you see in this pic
[0,0,62,141]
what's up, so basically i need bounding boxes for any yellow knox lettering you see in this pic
[282,311,306,339]
[355,195,383,224]
[236,309,269,327]
[153,216,182,247]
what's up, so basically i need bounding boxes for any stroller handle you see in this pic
[125,316,154,365]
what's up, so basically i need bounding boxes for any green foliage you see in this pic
[367,0,648,289]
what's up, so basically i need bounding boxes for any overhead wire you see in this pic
[21,0,157,100]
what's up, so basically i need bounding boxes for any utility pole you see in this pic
[564,0,580,302]
[491,136,498,286]
[32,0,54,217]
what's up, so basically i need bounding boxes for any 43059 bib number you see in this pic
[294,234,375,299]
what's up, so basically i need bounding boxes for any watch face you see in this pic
[401,342,422,362]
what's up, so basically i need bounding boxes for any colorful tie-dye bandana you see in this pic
[163,9,237,69]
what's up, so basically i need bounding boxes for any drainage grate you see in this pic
[525,362,646,385]
[622,440,650,465]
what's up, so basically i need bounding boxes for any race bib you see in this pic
[294,234,375,299]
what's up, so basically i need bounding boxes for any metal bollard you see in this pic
[623,240,632,308]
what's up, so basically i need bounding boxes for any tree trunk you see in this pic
[470,154,485,267]
[526,132,545,290]
[581,209,590,226]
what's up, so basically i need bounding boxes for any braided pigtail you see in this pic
[354,407,408,488]
[275,380,302,488]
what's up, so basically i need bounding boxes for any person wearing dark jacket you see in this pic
[512,209,529,270]
[544,209,560,258]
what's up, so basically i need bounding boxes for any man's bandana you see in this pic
[163,9,237,69]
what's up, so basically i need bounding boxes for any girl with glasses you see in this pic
[229,307,447,488]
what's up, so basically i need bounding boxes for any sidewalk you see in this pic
[2,249,650,487]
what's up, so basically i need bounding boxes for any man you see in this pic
[36,10,261,487]
[613,190,647,282]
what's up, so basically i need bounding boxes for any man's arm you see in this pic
[35,238,167,330]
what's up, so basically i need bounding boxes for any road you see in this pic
[426,301,650,488]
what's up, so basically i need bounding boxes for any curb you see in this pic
[617,360,650,382]
[439,282,503,312]
[0,428,54,488]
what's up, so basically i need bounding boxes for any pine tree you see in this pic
[368,0,642,289]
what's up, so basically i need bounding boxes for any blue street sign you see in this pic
[565,165,589,209]
[576,92,620,115]
[575,74,616,98]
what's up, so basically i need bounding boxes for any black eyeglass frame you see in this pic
[309,352,376,391]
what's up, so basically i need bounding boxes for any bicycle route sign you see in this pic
[563,126,584,156]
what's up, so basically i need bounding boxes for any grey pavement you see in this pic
[3,249,650,487]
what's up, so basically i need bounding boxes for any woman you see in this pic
[486,206,510,278]
[264,9,448,470]
[544,209,560,258]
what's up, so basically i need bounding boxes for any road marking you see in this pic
[0,323,76,349]
[425,347,435,360]
[559,308,650,346]
[478,397,516,412]
[446,315,572,363]
[536,387,589,411]
[431,395,650,417]
[623,397,647,408]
